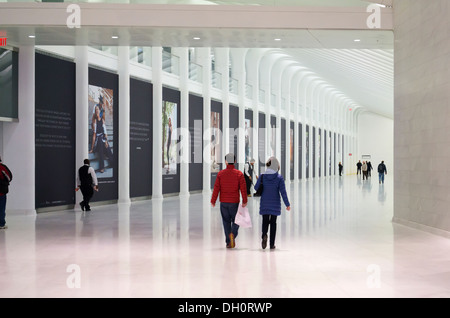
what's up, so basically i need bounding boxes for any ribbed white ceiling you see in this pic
[286,48,394,118]
[0,0,394,118]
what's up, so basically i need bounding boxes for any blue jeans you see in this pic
[220,202,240,244]
[0,195,6,227]
[379,173,385,184]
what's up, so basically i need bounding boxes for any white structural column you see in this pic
[175,47,190,197]
[234,49,247,171]
[246,50,261,175]
[118,46,131,204]
[221,50,230,160]
[215,48,230,158]
[198,48,211,194]
[152,46,163,199]
[3,45,35,214]
[75,45,89,207]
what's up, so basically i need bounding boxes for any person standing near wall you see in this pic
[211,153,248,249]
[338,162,343,176]
[254,157,290,250]
[0,156,13,230]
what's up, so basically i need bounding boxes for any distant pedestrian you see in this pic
[367,161,373,177]
[338,162,343,176]
[356,160,362,175]
[254,157,290,250]
[362,161,368,180]
[76,159,99,212]
[211,153,248,249]
[377,161,387,184]
[0,156,13,230]
[244,159,257,197]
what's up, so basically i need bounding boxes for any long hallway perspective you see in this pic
[1,173,450,298]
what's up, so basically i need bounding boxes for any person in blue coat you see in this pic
[254,156,291,250]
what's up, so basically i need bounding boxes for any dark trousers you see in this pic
[95,138,113,171]
[220,202,240,244]
[245,175,252,195]
[0,195,6,227]
[80,185,94,210]
[262,214,278,247]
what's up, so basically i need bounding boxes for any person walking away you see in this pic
[254,157,290,250]
[356,160,362,175]
[338,162,343,176]
[0,156,13,230]
[367,161,373,177]
[211,153,248,249]
[378,161,387,184]
[76,159,99,212]
[362,161,368,180]
[244,158,258,197]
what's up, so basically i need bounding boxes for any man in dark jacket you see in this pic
[0,156,13,229]
[211,153,248,248]
[76,159,99,212]
[356,160,362,175]
[378,161,387,184]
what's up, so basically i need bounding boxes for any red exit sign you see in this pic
[0,31,6,46]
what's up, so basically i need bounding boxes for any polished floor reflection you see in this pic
[1,174,450,298]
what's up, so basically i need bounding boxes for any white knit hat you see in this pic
[267,156,280,171]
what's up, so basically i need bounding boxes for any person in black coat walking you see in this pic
[377,161,387,184]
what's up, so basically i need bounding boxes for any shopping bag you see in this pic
[235,204,252,228]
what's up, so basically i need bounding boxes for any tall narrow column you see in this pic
[152,47,163,199]
[75,45,89,208]
[198,48,211,194]
[3,45,35,214]
[118,46,130,204]
[175,47,190,197]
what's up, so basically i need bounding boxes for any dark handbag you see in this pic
[0,178,9,194]
[254,175,263,197]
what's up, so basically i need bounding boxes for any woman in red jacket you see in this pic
[211,153,248,248]
[0,156,13,230]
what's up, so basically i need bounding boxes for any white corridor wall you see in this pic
[357,112,393,172]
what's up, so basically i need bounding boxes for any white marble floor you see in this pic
[1,174,450,298]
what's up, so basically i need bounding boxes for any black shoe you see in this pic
[262,234,268,249]
[270,245,276,250]
[79,202,85,211]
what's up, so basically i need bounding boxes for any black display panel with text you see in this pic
[299,123,302,180]
[290,121,294,181]
[162,87,181,194]
[324,129,327,177]
[210,100,223,188]
[189,94,203,192]
[270,115,277,158]
[313,127,316,178]
[229,104,239,161]
[318,128,322,177]
[0,48,18,120]
[281,118,286,179]
[258,112,266,175]
[35,53,76,209]
[306,125,309,179]
[130,78,152,198]
[88,67,119,202]
[245,109,253,164]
